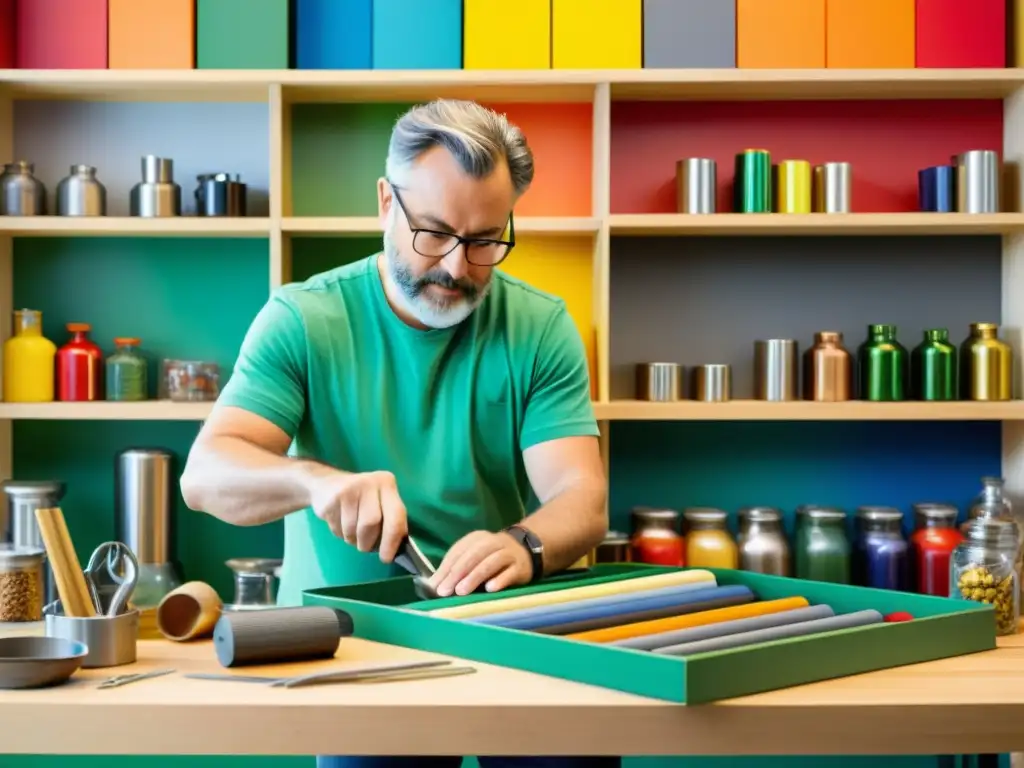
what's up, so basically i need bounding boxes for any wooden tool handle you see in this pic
[34,506,96,618]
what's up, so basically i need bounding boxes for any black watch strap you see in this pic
[505,524,544,583]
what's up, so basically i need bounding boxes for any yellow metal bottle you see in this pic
[960,322,1012,401]
[2,309,57,402]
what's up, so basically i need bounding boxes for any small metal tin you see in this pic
[636,362,685,402]
[693,364,731,402]
[44,607,139,669]
[813,162,851,213]
[918,165,955,213]
[953,150,1000,214]
[754,339,799,401]
[676,158,716,214]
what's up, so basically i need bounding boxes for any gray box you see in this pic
[643,0,736,68]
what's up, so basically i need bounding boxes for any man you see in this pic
[180,99,615,768]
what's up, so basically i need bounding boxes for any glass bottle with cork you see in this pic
[1,309,56,402]
[682,507,738,569]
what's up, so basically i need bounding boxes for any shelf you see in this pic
[593,400,1024,421]
[608,213,1024,237]
[282,216,600,237]
[2,68,1022,104]
[0,217,271,237]
[0,401,214,420]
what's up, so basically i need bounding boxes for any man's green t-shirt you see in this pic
[216,253,600,606]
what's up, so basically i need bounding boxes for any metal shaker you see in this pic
[130,156,181,217]
[56,164,106,216]
[0,161,46,215]
[195,173,247,217]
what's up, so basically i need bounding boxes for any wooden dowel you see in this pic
[34,506,95,618]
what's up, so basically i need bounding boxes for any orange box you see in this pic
[826,0,915,68]
[737,0,825,68]
[109,0,194,69]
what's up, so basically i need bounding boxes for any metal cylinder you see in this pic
[676,158,716,214]
[953,150,1000,214]
[142,155,173,184]
[754,339,799,401]
[213,606,354,668]
[635,362,684,402]
[734,149,771,213]
[115,448,174,566]
[693,364,730,402]
[802,331,852,402]
[44,608,139,669]
[813,162,851,213]
[775,160,812,214]
[918,165,955,213]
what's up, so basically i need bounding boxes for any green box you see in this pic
[197,0,289,69]
[303,564,996,704]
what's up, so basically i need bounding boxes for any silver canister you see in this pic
[115,448,174,566]
[1,480,66,604]
[636,362,684,402]
[736,506,791,576]
[0,161,46,216]
[693,364,730,402]
[676,158,716,214]
[813,162,851,213]
[953,150,1000,214]
[754,339,799,401]
[196,172,247,217]
[56,164,106,216]
[130,155,181,217]
[44,607,139,668]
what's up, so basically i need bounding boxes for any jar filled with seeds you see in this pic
[0,544,45,622]
[950,516,1021,636]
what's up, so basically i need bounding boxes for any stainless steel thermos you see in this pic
[0,161,46,215]
[130,155,181,217]
[56,164,106,216]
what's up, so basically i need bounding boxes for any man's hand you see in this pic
[427,530,532,597]
[305,468,409,564]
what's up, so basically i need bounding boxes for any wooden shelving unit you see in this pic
[0,401,214,420]
[281,216,600,236]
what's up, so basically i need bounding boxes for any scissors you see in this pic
[83,541,139,617]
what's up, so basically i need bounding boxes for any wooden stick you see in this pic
[34,506,95,618]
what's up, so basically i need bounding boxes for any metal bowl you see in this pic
[0,636,88,689]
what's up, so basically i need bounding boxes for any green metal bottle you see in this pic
[857,324,908,401]
[910,328,958,401]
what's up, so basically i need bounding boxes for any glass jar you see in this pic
[853,506,909,591]
[969,476,1013,521]
[630,507,684,566]
[909,503,963,597]
[736,506,790,576]
[106,337,148,401]
[794,505,850,584]
[1,309,57,403]
[683,507,738,569]
[163,359,220,401]
[594,531,632,564]
[0,544,46,622]
[951,517,1021,636]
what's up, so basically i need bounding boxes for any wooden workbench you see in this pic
[1,628,1023,758]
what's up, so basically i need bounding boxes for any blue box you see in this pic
[296,0,372,69]
[372,0,462,69]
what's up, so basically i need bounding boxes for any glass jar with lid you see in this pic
[736,506,790,576]
[0,544,46,622]
[629,507,684,566]
[794,505,850,583]
[853,506,909,591]
[683,507,737,569]
[951,516,1021,636]
[969,476,1013,521]
[106,337,148,401]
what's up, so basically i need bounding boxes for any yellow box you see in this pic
[465,0,551,68]
[553,0,642,69]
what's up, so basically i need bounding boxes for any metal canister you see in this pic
[953,150,1000,214]
[115,448,174,566]
[0,161,46,215]
[853,506,909,591]
[960,322,1012,401]
[130,155,181,218]
[736,506,790,576]
[693,364,730,402]
[594,531,632,564]
[636,362,684,402]
[812,162,851,213]
[857,324,908,401]
[56,164,106,216]
[0,479,66,604]
[918,165,955,213]
[754,339,798,401]
[910,328,957,401]
[196,172,247,217]
[734,149,771,213]
[676,158,715,214]
[630,507,684,566]
[775,160,811,214]
[802,331,852,401]
[794,506,850,584]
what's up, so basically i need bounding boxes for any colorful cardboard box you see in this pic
[196,0,289,69]
[916,0,1006,68]
[737,0,826,68]
[464,0,551,69]
[373,0,462,69]
[826,0,915,68]
[644,0,735,69]
[109,0,194,69]
[17,0,108,69]
[296,0,372,70]
[553,0,642,69]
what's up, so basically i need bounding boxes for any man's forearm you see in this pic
[519,482,609,574]
[180,434,337,527]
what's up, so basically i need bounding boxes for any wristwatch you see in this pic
[504,524,544,583]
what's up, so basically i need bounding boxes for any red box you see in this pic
[916,0,1006,68]
[16,0,108,69]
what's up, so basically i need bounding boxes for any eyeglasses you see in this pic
[388,182,516,267]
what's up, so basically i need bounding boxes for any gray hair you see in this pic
[385,99,534,198]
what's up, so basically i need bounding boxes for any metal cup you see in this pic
[676,158,716,214]
[44,607,139,669]
[693,364,731,402]
[636,363,685,402]
[754,339,799,401]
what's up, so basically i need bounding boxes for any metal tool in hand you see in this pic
[392,536,440,599]
[97,668,175,689]
[83,541,139,617]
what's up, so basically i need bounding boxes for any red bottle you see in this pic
[57,322,103,401]
[909,503,964,597]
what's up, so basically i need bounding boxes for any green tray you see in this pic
[303,563,996,704]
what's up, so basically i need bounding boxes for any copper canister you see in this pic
[803,331,853,401]
[960,322,1013,400]
[776,160,812,214]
